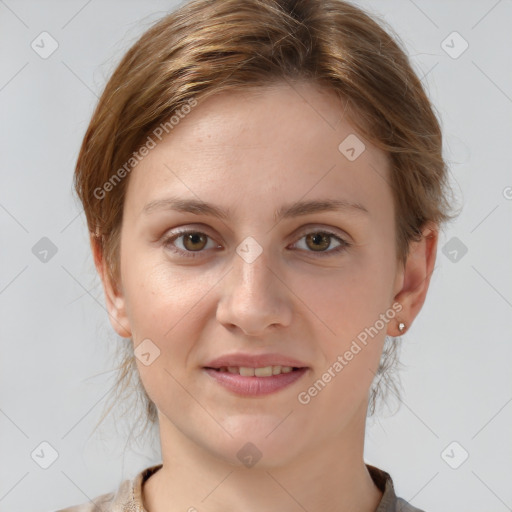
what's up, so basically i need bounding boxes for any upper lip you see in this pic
[204,353,309,369]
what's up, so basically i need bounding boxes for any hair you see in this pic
[75,0,460,441]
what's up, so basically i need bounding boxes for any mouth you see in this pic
[204,365,304,376]
[202,365,309,396]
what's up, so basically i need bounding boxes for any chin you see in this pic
[204,419,305,469]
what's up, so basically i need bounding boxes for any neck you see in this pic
[143,402,382,512]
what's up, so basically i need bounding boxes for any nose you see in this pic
[216,246,293,336]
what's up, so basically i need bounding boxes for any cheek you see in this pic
[124,264,208,396]
[300,270,389,410]
[301,258,390,335]
[299,257,394,386]
[121,252,225,372]
[126,267,203,339]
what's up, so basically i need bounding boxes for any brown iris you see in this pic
[183,232,208,251]
[305,232,331,251]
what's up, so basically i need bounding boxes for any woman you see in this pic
[59,0,457,510]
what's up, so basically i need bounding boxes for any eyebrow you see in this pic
[142,196,369,222]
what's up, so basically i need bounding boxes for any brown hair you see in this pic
[75,0,460,439]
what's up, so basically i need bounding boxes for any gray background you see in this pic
[1,1,511,511]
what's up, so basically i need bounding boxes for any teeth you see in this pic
[240,366,255,377]
[254,366,273,377]
[217,365,296,376]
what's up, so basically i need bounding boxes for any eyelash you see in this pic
[162,228,351,259]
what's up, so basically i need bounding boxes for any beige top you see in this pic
[56,463,426,512]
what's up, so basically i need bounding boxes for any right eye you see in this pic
[162,229,220,258]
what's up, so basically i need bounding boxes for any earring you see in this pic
[398,321,406,333]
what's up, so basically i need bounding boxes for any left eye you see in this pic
[162,229,350,258]
[163,231,218,256]
[292,231,349,256]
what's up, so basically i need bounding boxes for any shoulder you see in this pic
[366,464,427,512]
[54,463,163,512]
[54,475,133,511]
[395,497,427,512]
[54,488,117,512]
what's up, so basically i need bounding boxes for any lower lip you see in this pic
[203,368,309,396]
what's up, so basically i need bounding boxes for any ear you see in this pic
[90,233,132,338]
[388,223,439,337]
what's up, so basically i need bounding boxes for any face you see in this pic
[98,81,436,468]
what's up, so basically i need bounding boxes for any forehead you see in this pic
[124,81,392,223]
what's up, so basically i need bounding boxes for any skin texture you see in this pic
[92,81,438,512]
